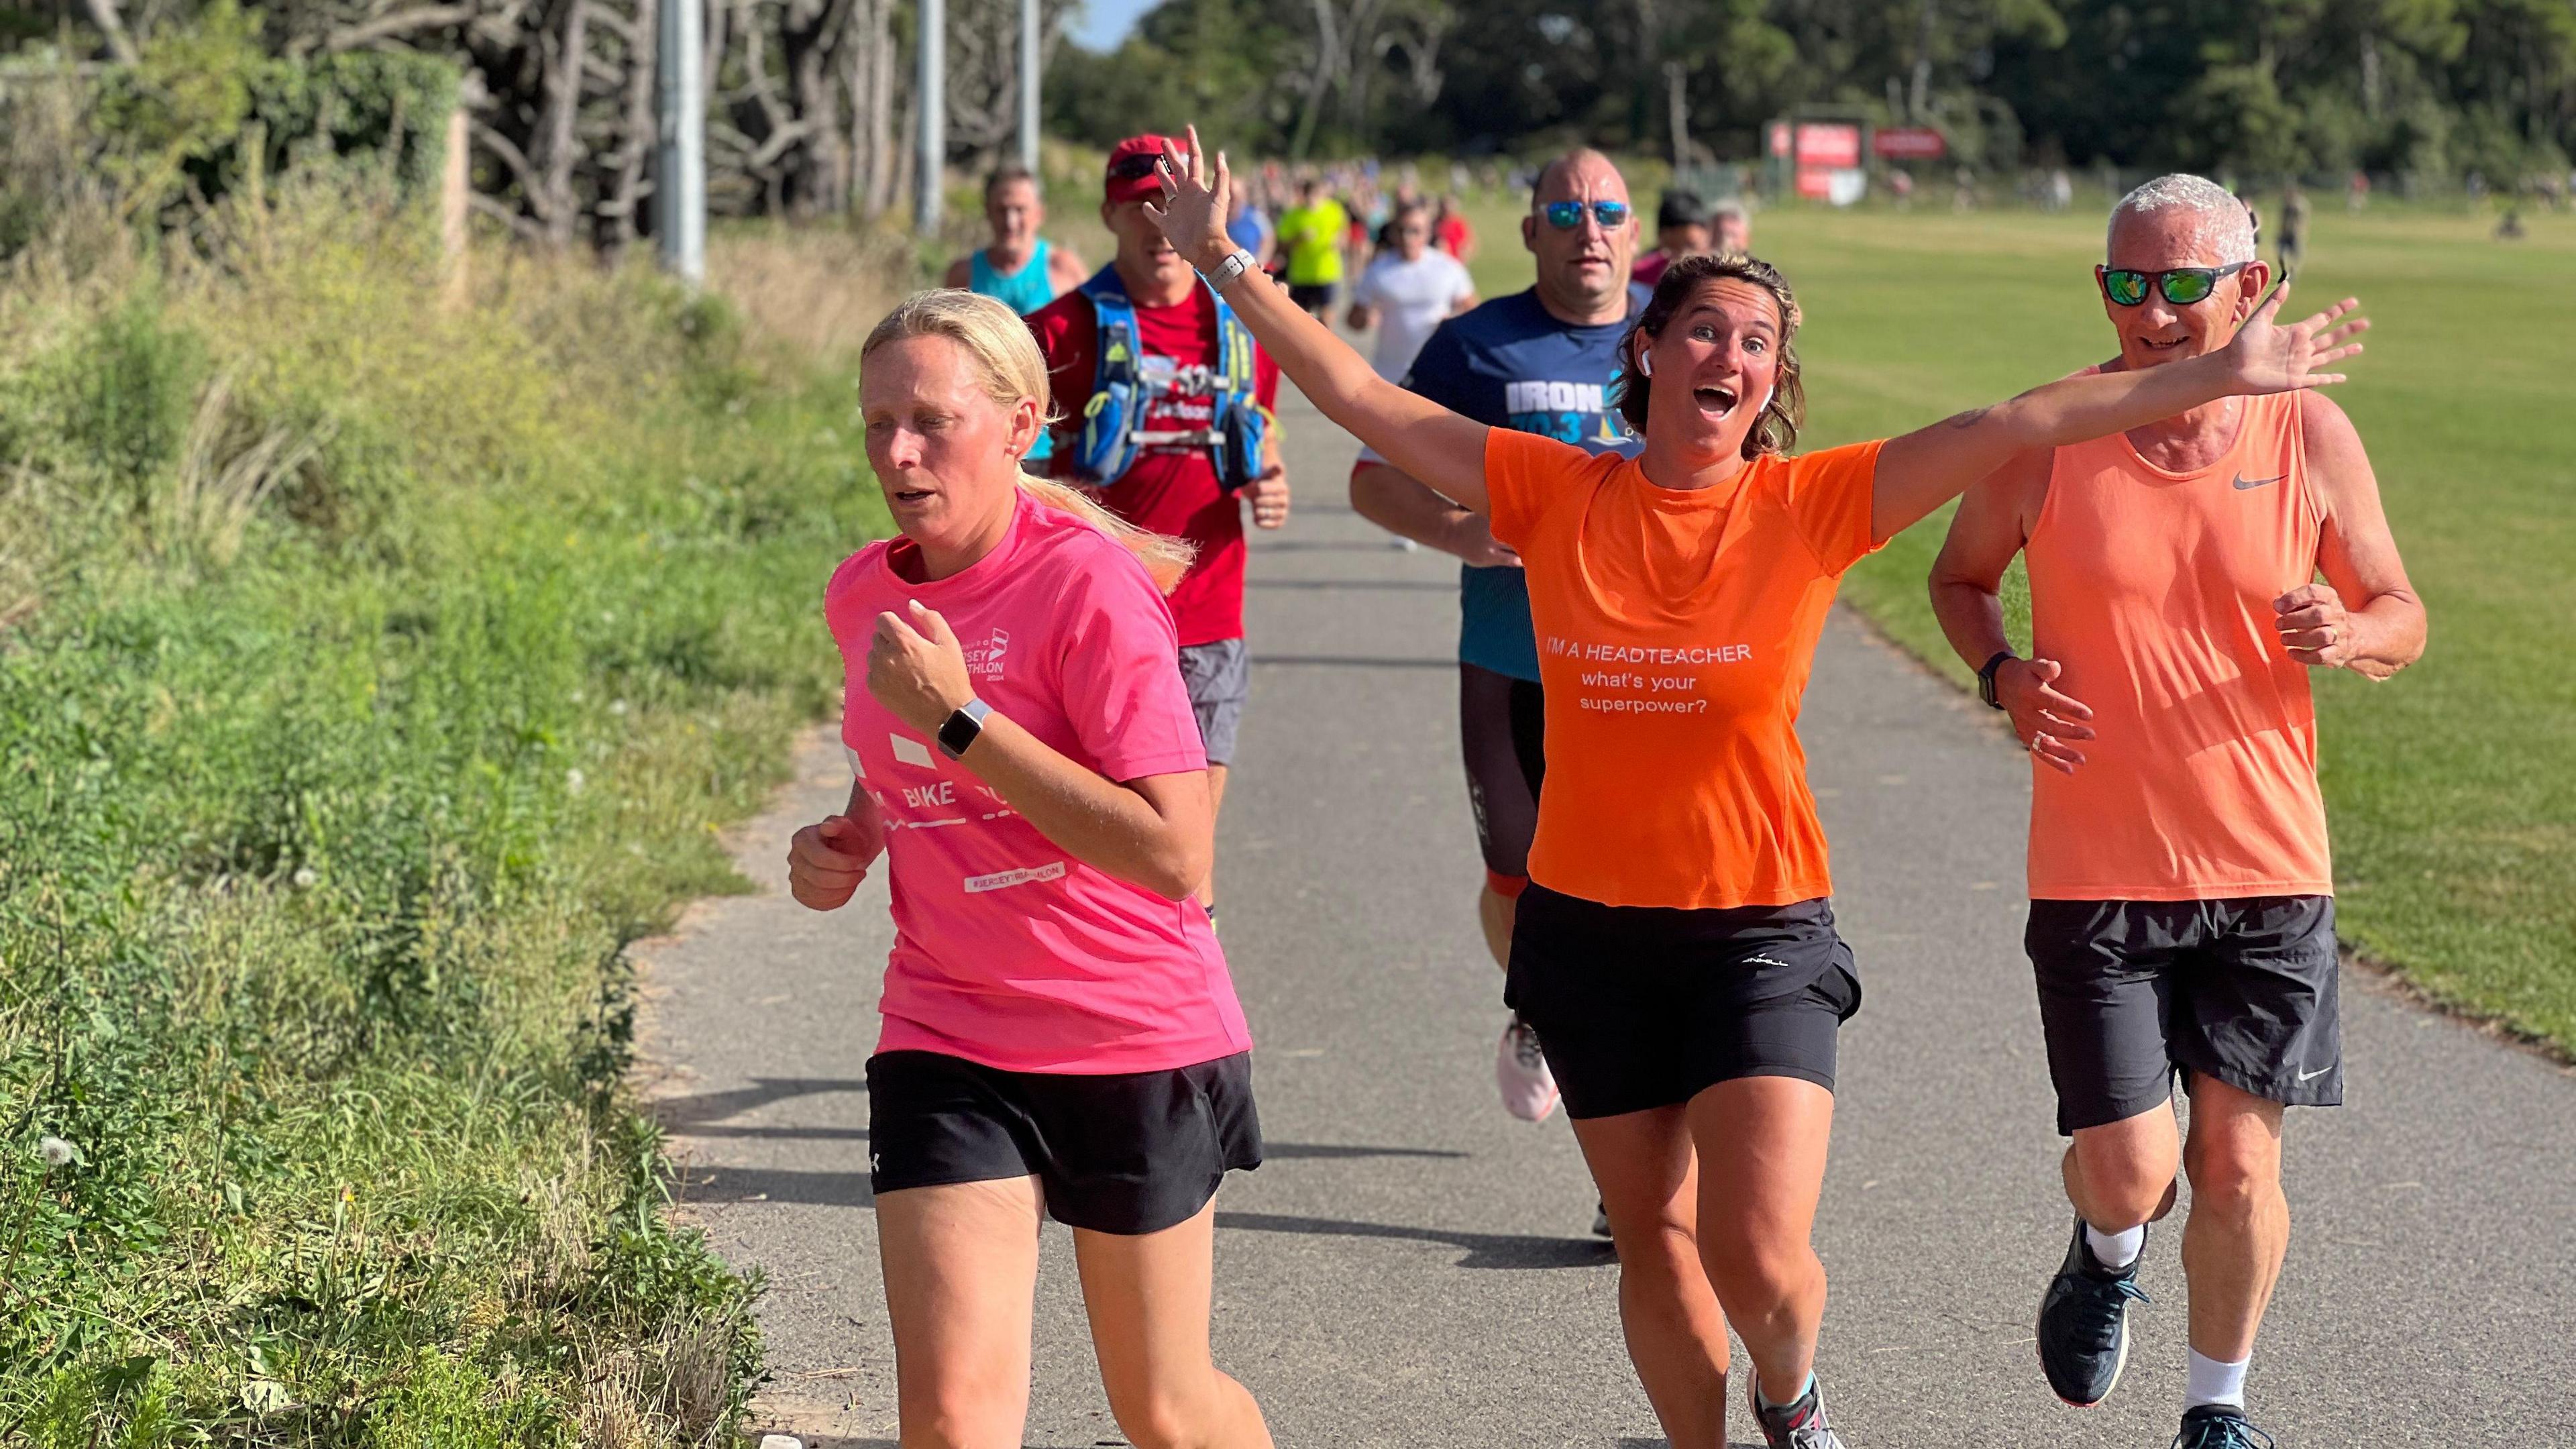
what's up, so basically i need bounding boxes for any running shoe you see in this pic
[2036,1216,2151,1407]
[1754,1375,1846,1449]
[1591,1201,1613,1238]
[2171,1405,2276,1448]
[1495,1015,1560,1122]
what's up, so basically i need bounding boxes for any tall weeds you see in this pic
[0,172,910,1443]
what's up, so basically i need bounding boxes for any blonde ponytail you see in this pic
[863,290,1199,594]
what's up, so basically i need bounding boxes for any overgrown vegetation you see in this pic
[0,154,902,1438]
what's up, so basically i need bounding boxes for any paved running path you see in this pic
[637,388,2576,1448]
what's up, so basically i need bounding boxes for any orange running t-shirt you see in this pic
[1486,428,1886,910]
[2023,388,2333,900]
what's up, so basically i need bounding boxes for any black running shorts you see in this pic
[1460,663,1546,879]
[1287,281,1338,313]
[1504,886,1863,1120]
[865,1049,1263,1235]
[2026,896,2342,1136]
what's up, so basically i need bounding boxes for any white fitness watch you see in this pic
[1203,248,1258,290]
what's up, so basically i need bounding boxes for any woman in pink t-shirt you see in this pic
[788,290,1272,1448]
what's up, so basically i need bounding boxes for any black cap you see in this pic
[1657,189,1713,231]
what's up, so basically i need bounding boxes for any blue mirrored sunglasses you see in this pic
[1542,200,1631,231]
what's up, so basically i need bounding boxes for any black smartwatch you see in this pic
[1976,651,2016,710]
[936,698,991,760]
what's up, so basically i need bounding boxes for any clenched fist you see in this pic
[788,811,883,911]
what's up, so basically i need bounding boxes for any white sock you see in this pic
[2186,1348,2249,1409]
[2085,1222,2145,1269]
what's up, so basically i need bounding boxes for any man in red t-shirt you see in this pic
[1026,133,1290,916]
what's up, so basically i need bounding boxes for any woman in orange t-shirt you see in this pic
[1143,127,2365,1449]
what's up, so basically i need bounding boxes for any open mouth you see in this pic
[892,486,937,506]
[2137,335,2189,358]
[1692,382,1743,419]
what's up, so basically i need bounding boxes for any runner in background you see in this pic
[946,164,1089,472]
[1633,189,1712,287]
[1026,135,1291,924]
[801,288,1271,1449]
[943,163,1090,309]
[1347,149,1648,1134]
[1434,193,1479,265]
[1713,200,1752,258]
[1227,186,1274,267]
[2277,182,2310,281]
[1929,172,2420,1449]
[1144,124,2366,1449]
[1346,199,1479,381]
[1275,176,1351,319]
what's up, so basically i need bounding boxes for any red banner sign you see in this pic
[1794,123,1862,168]
[1873,126,1948,160]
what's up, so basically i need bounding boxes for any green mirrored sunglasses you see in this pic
[2098,262,2251,307]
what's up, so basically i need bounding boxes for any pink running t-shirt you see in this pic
[826,490,1252,1074]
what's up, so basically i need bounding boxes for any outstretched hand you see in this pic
[1141,124,1236,275]
[2222,284,2369,395]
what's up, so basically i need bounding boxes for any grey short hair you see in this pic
[2108,173,2255,264]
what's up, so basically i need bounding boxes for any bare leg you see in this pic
[1476,882,1517,970]
[1688,1076,1835,1406]
[1570,1105,1732,1449]
[2180,1075,2289,1362]
[876,1177,1044,1449]
[2064,1099,2184,1234]
[1195,763,1230,912]
[1074,1198,1273,1449]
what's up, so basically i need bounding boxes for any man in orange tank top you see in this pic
[1930,174,2427,1448]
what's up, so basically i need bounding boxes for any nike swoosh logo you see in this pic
[2296,1065,2332,1082]
[2233,473,2286,490]
[1746,954,1790,968]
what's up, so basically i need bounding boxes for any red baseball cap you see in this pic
[1104,134,1189,204]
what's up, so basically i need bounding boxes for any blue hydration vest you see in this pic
[1069,265,1269,492]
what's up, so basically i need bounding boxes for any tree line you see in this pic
[2,0,1073,254]
[1049,0,2576,186]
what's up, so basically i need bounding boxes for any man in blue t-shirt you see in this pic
[1348,148,1646,1130]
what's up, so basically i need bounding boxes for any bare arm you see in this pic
[1872,286,2369,544]
[941,255,973,289]
[1927,449,2096,772]
[1145,129,1493,514]
[786,783,885,910]
[1048,245,1089,294]
[1350,461,1521,566]
[2275,393,2426,681]
[867,600,1214,900]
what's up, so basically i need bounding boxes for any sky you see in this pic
[1067,0,1156,52]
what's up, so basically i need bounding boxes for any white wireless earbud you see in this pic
[1637,349,1654,378]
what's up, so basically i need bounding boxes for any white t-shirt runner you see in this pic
[1352,249,1476,380]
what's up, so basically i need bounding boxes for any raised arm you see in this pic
[1146,128,1494,515]
[1870,286,2368,544]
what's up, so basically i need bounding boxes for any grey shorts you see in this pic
[1177,637,1250,767]
[2027,896,2342,1135]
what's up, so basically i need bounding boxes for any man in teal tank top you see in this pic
[945,165,1091,466]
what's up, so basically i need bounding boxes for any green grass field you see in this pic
[1440,193,2576,1052]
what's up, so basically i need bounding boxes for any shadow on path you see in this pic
[1214,1210,1614,1271]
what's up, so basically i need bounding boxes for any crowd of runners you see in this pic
[784,123,2424,1449]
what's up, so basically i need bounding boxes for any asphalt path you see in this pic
[637,388,2576,1448]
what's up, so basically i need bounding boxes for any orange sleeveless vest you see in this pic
[2024,388,2334,901]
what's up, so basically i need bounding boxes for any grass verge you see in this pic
[1,183,900,1442]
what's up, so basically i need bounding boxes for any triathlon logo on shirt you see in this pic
[963,628,1012,680]
[963,861,1068,893]
[1503,378,1630,448]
